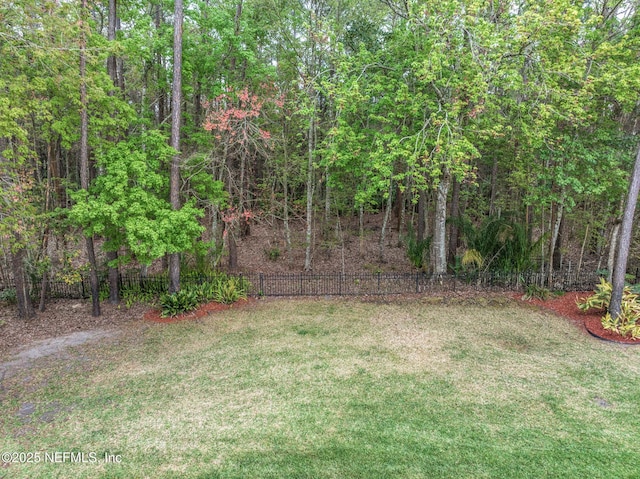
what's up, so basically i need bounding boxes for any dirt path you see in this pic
[0,327,122,379]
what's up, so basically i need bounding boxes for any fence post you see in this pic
[259,273,264,296]
[415,272,419,294]
[339,273,343,296]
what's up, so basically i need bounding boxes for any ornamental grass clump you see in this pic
[577,278,640,339]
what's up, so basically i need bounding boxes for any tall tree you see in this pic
[80,0,101,317]
[169,0,184,293]
[610,144,640,320]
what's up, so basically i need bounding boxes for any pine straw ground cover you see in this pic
[1,296,639,478]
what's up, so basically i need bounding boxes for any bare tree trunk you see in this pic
[577,224,589,276]
[282,130,291,254]
[227,228,238,270]
[154,5,165,128]
[38,228,50,312]
[417,190,426,242]
[80,0,100,317]
[553,214,565,270]
[489,156,498,216]
[12,233,35,320]
[168,0,183,294]
[379,182,393,263]
[325,167,331,224]
[432,172,450,275]
[607,195,625,283]
[448,177,460,265]
[611,144,640,320]
[304,111,315,271]
[106,0,120,303]
[359,203,364,256]
[547,198,564,288]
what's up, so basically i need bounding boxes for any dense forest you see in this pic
[2,0,640,318]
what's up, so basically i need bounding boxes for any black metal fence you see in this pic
[0,269,605,301]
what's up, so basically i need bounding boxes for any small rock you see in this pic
[594,397,612,408]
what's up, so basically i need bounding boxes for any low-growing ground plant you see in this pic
[523,284,551,301]
[577,278,640,339]
[121,285,159,309]
[265,246,281,261]
[404,226,431,270]
[0,288,17,304]
[159,274,250,316]
[215,276,248,304]
[160,289,200,317]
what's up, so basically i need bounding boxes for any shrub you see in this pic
[0,288,17,304]
[120,284,158,309]
[523,284,550,301]
[404,226,431,270]
[577,278,640,339]
[215,276,248,304]
[265,246,281,261]
[160,289,200,318]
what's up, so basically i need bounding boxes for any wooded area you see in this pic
[2,0,640,318]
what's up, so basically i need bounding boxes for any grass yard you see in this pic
[1,296,639,478]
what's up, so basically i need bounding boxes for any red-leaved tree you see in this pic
[203,86,282,269]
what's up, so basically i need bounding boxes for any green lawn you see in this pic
[1,297,639,478]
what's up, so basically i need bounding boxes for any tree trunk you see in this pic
[610,144,640,320]
[448,177,460,265]
[12,234,35,320]
[155,4,165,128]
[282,129,291,254]
[552,213,565,270]
[106,0,121,303]
[417,189,426,242]
[168,0,183,294]
[304,110,315,271]
[359,203,364,256]
[607,220,621,283]
[547,199,564,288]
[80,0,100,317]
[379,182,393,263]
[325,167,331,225]
[489,156,498,216]
[577,224,589,276]
[432,172,450,275]
[227,227,238,270]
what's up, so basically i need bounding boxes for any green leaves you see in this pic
[68,131,207,266]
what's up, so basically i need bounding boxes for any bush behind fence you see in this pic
[1,269,605,301]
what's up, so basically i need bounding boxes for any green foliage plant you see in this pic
[577,278,640,339]
[523,284,550,301]
[67,131,210,267]
[456,216,540,273]
[265,246,281,261]
[0,288,17,304]
[119,280,164,309]
[404,225,431,270]
[214,276,249,305]
[461,249,484,270]
[160,289,200,318]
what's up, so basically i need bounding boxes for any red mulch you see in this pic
[514,291,640,345]
[143,297,255,324]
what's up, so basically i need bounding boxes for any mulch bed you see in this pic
[143,297,255,324]
[514,291,640,345]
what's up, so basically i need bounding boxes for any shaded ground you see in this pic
[0,300,147,362]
